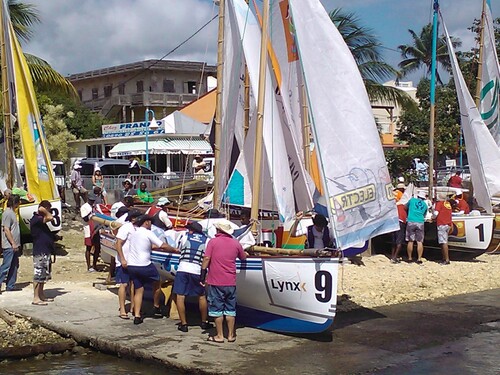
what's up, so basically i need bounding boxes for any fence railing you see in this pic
[82,173,212,192]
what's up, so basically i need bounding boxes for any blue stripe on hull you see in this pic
[236,305,333,334]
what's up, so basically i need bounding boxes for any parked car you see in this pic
[15,158,66,188]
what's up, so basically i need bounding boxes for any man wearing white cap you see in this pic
[70,162,88,209]
[201,221,246,343]
[405,191,429,264]
[146,197,172,231]
[454,189,470,214]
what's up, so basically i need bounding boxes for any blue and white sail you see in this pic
[479,0,500,146]
[288,0,399,249]
[441,12,500,213]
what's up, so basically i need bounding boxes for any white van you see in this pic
[15,158,67,187]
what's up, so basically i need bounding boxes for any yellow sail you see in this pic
[1,2,58,201]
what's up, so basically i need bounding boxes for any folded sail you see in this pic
[1,0,58,201]
[225,0,296,222]
[441,13,500,213]
[288,0,399,248]
[479,0,500,146]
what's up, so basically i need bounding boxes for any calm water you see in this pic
[0,351,180,375]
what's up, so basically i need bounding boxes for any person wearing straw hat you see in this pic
[405,191,429,264]
[201,221,246,343]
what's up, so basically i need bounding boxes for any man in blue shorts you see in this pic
[201,221,246,343]
[173,221,212,332]
[125,215,178,325]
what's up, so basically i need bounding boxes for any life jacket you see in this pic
[179,232,208,266]
[306,225,333,249]
[150,207,167,230]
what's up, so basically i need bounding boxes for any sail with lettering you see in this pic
[479,0,500,146]
[0,0,61,231]
[288,0,399,248]
[441,12,500,213]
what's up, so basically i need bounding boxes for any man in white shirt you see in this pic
[146,197,172,230]
[115,210,142,319]
[124,215,178,325]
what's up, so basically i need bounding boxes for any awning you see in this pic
[107,138,212,157]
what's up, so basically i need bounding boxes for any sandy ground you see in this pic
[10,214,500,311]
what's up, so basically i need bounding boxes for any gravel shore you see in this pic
[1,214,499,351]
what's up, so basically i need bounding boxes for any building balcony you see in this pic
[83,92,201,117]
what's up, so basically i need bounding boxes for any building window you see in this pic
[118,83,125,95]
[163,79,175,93]
[136,80,144,93]
[77,90,83,101]
[86,144,101,158]
[104,84,113,97]
[92,88,98,100]
[186,81,197,94]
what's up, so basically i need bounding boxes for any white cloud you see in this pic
[25,0,219,75]
[22,0,494,78]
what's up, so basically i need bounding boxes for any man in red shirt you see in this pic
[447,171,463,188]
[454,190,470,214]
[433,199,453,265]
[390,185,407,263]
[201,221,246,343]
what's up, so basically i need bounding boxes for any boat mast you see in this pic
[0,1,14,189]
[213,0,225,209]
[475,0,486,107]
[302,85,311,173]
[243,0,250,138]
[428,0,439,197]
[250,0,270,234]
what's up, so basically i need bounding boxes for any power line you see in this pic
[79,14,218,107]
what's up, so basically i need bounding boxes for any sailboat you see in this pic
[426,1,500,255]
[99,0,398,333]
[0,0,62,237]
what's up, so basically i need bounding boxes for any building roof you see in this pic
[68,59,217,81]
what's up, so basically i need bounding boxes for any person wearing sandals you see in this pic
[115,209,142,319]
[30,201,58,305]
[201,221,246,343]
[174,221,212,333]
[125,215,178,325]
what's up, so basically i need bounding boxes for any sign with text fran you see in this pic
[262,258,339,319]
[102,120,164,138]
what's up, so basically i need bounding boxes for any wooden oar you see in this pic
[250,245,339,257]
[91,215,122,230]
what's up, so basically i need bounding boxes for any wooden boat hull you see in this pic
[373,214,496,260]
[100,231,339,333]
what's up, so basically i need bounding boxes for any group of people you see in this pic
[103,202,247,343]
[390,182,470,265]
[0,191,59,305]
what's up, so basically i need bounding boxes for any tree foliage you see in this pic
[38,92,104,139]
[398,24,461,84]
[329,8,414,108]
[385,78,461,179]
[39,103,76,162]
[4,0,77,98]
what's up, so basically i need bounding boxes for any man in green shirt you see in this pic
[405,191,429,264]
[136,182,153,204]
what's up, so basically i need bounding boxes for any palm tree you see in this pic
[329,8,414,108]
[398,24,461,85]
[6,0,76,97]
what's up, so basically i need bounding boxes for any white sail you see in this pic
[441,14,500,213]
[479,0,500,145]
[216,1,245,199]
[225,0,296,222]
[288,0,399,249]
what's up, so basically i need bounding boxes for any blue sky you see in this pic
[24,0,494,84]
